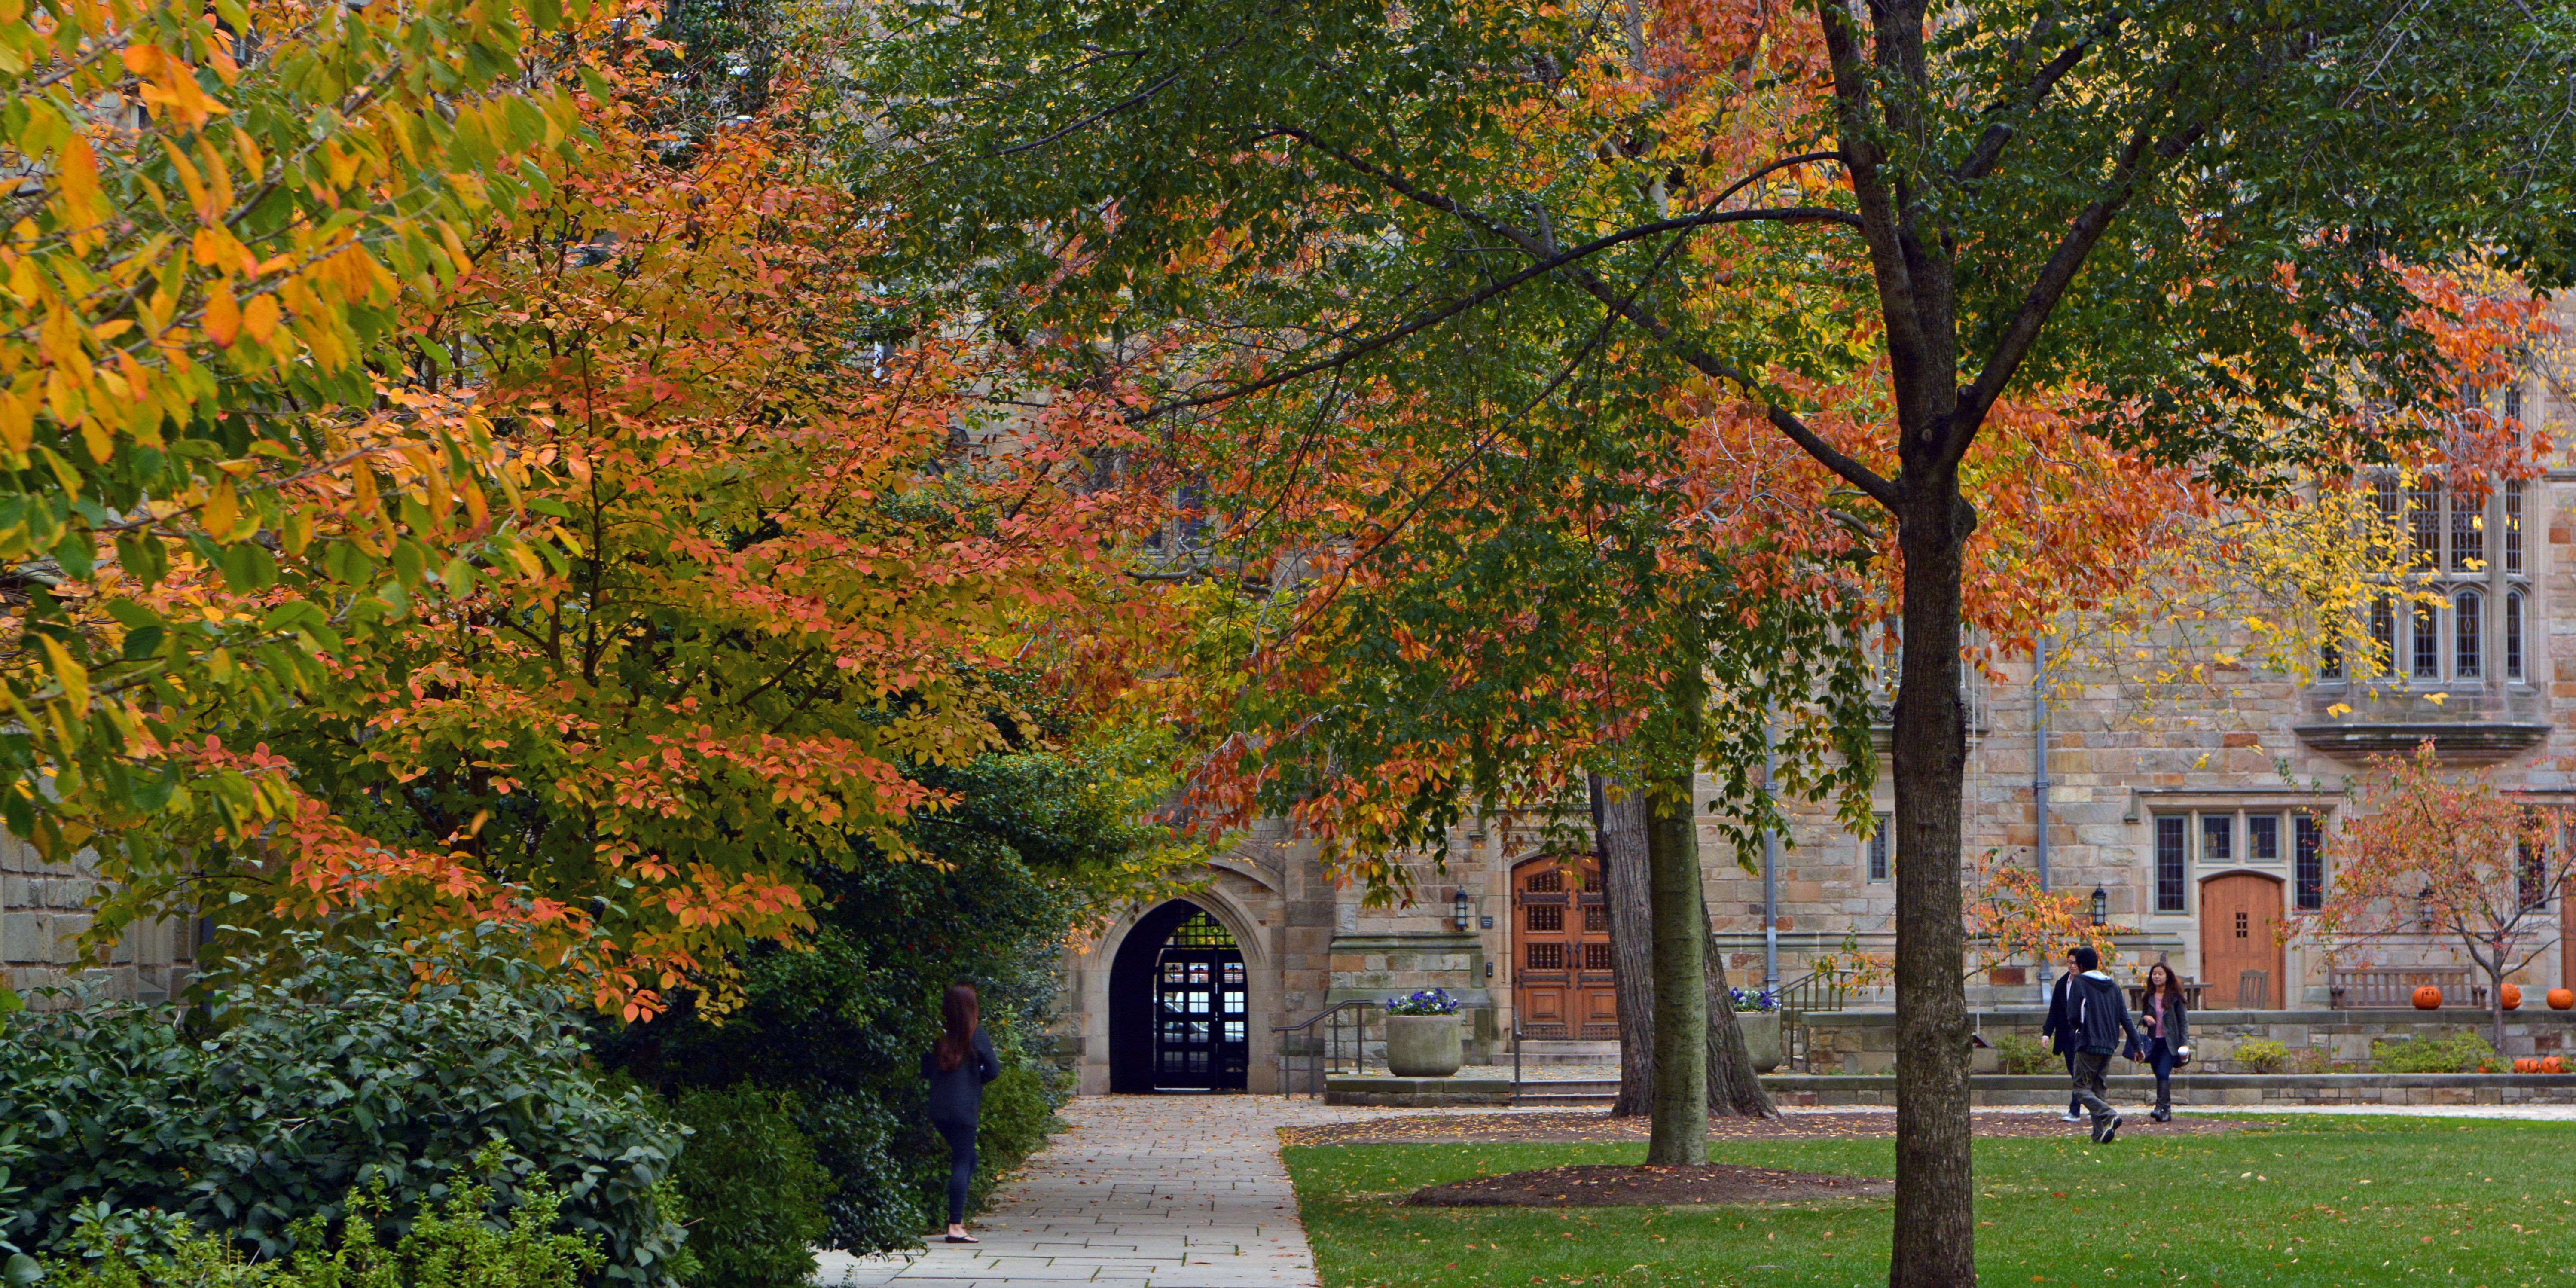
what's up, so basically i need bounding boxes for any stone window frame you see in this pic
[2130,789,2343,920]
[1863,812,1892,883]
[2330,378,2540,689]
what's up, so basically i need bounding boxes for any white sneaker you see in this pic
[2060,1111,2083,1123]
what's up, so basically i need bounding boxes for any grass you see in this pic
[1284,1118,2576,1288]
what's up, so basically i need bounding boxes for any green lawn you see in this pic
[1284,1119,2576,1288]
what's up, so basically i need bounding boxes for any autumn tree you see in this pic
[0,0,623,958]
[2293,742,2576,1057]
[856,0,2576,1275]
[0,0,1163,1013]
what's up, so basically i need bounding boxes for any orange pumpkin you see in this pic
[2515,1057,2542,1073]
[2414,985,2445,1010]
[2503,984,2524,1011]
[2550,988,2574,1010]
[2546,1056,2568,1074]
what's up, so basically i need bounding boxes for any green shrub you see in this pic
[0,929,687,1285]
[595,754,1100,1254]
[2234,1039,2290,1072]
[1989,1034,2057,1076]
[2280,1046,2335,1074]
[42,1155,606,1288]
[2372,1032,2496,1073]
[668,1087,830,1288]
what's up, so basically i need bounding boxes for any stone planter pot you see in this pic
[1384,1013,1464,1077]
[1737,1010,1783,1074]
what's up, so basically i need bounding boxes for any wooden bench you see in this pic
[2328,966,2486,1009]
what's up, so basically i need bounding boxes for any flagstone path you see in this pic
[813,1094,1403,1288]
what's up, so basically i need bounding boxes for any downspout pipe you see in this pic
[2033,631,2052,1006]
[1762,717,1780,993]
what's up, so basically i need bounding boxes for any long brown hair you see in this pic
[935,983,980,1072]
[2143,961,2184,1007]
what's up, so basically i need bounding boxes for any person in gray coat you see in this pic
[2137,960,2192,1122]
[922,982,1001,1242]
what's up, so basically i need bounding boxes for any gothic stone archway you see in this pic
[1107,900,1252,1091]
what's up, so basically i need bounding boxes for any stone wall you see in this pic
[0,831,195,1007]
[1801,1007,2576,1075]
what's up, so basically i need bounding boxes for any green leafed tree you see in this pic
[849,0,2576,1279]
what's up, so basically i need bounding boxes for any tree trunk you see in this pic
[1596,774,1658,1118]
[1700,876,1779,1118]
[1644,756,1709,1165]
[1889,483,1977,1286]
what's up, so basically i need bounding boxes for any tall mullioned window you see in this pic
[2295,815,2325,910]
[2348,468,2535,686]
[2155,816,2188,913]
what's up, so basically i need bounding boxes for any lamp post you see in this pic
[2417,886,2436,932]
[2090,885,2109,927]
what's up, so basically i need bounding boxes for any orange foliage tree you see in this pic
[2292,742,2576,1056]
[27,6,1152,1014]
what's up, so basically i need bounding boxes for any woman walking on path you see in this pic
[2138,961,2191,1123]
[923,982,1001,1243]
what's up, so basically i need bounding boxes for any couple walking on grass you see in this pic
[2040,947,2193,1141]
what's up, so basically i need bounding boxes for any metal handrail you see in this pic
[1773,971,1848,1071]
[1271,1000,1377,1099]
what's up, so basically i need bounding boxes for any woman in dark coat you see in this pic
[2137,960,2192,1122]
[922,982,1002,1242]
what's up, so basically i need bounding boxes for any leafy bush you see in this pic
[2280,1046,2335,1074]
[0,930,687,1285]
[41,1154,605,1288]
[2233,1039,2290,1072]
[1990,1033,2057,1075]
[668,1087,830,1288]
[2372,1032,2497,1074]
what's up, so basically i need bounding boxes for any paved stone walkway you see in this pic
[814,1096,1397,1288]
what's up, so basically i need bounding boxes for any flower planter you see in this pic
[1737,1011,1782,1074]
[1385,1014,1464,1077]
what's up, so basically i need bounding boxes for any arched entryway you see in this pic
[1511,855,1617,1039]
[2200,871,2286,1009]
[1107,900,1251,1091]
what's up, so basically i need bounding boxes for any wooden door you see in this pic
[2199,873,2286,1009]
[1513,857,1618,1039]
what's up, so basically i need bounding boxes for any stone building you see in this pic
[0,833,197,1008]
[1053,339,2576,1095]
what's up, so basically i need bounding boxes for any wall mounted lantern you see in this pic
[1453,888,1473,931]
[2089,885,2109,926]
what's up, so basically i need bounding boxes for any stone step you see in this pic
[1516,1039,1621,1065]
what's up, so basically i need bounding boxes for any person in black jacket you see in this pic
[922,982,1002,1242]
[2063,946,2142,1143]
[2137,960,2192,1122]
[2038,948,2084,1123]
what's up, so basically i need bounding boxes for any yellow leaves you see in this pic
[203,280,241,346]
[241,293,281,346]
[202,482,239,539]
[35,635,87,712]
[125,43,230,129]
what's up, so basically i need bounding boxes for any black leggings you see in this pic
[936,1120,978,1225]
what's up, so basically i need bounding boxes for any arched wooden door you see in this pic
[2199,873,2285,1009]
[1512,856,1617,1039]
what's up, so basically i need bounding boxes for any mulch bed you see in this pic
[1406,1163,1891,1208]
[1285,1109,2266,1147]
